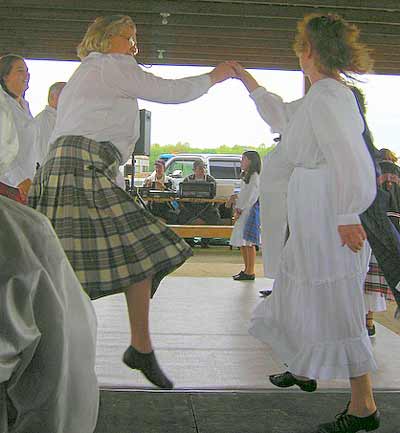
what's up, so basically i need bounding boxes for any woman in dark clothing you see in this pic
[364,147,400,336]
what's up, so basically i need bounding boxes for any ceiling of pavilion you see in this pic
[1,0,400,75]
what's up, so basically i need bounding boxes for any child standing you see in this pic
[230,150,261,280]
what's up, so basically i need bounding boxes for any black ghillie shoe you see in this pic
[123,346,174,389]
[318,403,380,433]
[259,289,272,298]
[233,272,255,281]
[367,324,376,337]
[269,371,317,392]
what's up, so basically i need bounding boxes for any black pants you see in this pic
[178,204,221,225]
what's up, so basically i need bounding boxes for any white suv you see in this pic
[164,153,242,195]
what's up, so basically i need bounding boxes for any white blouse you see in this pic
[251,79,376,224]
[250,78,376,276]
[33,105,57,165]
[52,53,212,163]
[0,88,19,176]
[236,172,259,212]
[0,92,36,186]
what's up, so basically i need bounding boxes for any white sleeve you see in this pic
[0,89,19,176]
[308,88,376,225]
[249,86,303,134]
[236,174,259,211]
[33,114,47,165]
[103,55,212,104]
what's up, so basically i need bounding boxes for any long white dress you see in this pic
[0,197,99,433]
[249,78,377,380]
[230,173,260,247]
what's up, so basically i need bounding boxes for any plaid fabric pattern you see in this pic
[243,200,260,245]
[365,254,395,301]
[28,135,192,300]
[0,181,26,204]
[360,188,400,309]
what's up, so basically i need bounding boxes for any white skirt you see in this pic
[364,292,387,312]
[250,166,377,380]
[230,208,254,247]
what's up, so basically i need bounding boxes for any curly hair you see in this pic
[241,151,261,184]
[293,13,374,79]
[349,85,367,114]
[77,15,136,60]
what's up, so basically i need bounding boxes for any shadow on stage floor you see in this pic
[94,389,400,433]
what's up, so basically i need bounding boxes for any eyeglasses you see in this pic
[118,34,139,56]
[128,36,139,55]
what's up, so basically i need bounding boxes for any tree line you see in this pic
[148,142,275,167]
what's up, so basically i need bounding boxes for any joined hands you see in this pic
[210,61,260,92]
[209,61,249,83]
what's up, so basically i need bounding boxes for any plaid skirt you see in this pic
[28,135,192,300]
[364,253,395,301]
[243,200,260,245]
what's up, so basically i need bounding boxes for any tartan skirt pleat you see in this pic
[28,135,192,300]
[243,200,260,245]
[364,253,395,301]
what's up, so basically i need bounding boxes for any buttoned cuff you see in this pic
[337,213,361,225]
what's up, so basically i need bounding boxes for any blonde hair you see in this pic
[293,13,374,79]
[77,15,136,60]
[380,148,398,163]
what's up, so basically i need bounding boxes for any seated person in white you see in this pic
[0,95,98,433]
[33,81,66,166]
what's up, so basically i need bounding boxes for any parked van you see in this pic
[163,153,242,222]
[164,153,242,196]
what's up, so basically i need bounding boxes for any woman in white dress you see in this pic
[230,150,261,280]
[232,13,379,433]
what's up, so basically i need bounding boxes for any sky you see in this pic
[25,59,400,155]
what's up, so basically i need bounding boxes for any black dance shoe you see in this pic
[318,403,380,433]
[233,272,255,281]
[123,346,174,389]
[259,289,272,298]
[269,371,317,392]
[232,271,244,279]
[367,324,376,337]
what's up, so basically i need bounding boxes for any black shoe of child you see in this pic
[233,272,255,281]
[367,324,376,337]
[232,271,244,279]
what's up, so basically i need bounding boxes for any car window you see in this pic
[209,160,241,179]
[165,159,197,178]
